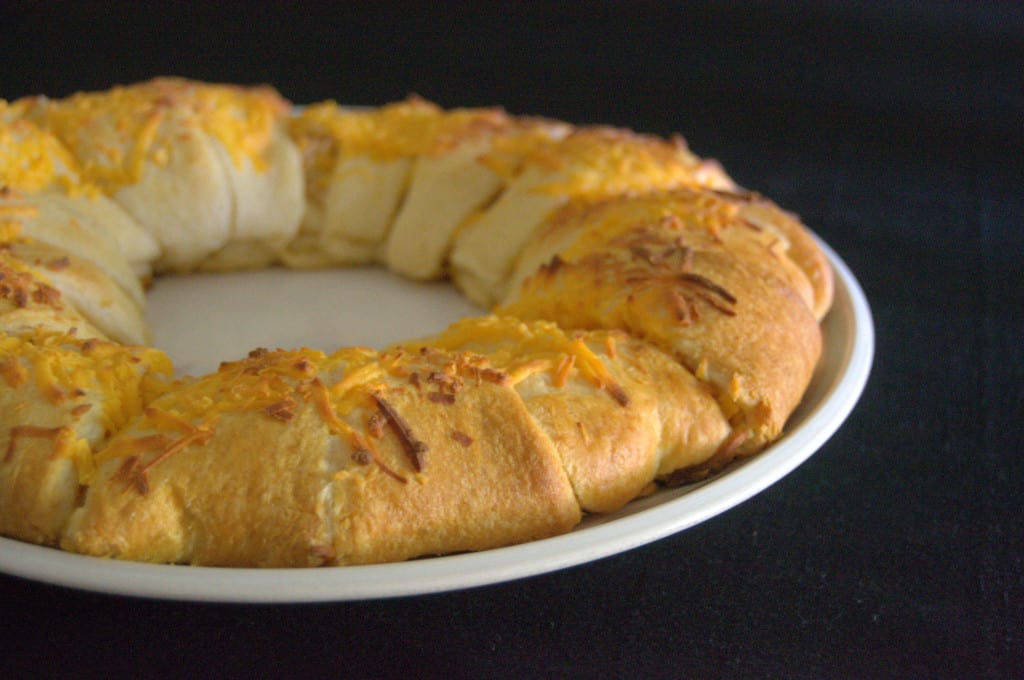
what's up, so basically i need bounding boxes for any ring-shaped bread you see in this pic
[0,78,832,566]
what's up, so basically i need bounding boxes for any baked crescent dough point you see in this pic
[0,258,106,340]
[0,191,146,307]
[16,78,304,272]
[384,139,504,279]
[500,190,829,457]
[319,155,410,264]
[199,130,305,271]
[1,239,148,345]
[33,190,160,283]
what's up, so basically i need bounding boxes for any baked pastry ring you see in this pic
[0,78,832,566]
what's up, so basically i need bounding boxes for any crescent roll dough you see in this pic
[500,189,830,458]
[286,98,569,274]
[0,257,106,340]
[0,239,148,345]
[63,345,581,566]
[0,112,157,287]
[450,127,737,307]
[0,331,170,545]
[15,78,303,272]
[395,317,732,511]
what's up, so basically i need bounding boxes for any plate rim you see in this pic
[0,237,873,602]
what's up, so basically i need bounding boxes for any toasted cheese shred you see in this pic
[4,424,68,462]
[302,377,357,443]
[139,423,215,475]
[553,353,575,388]
[373,394,427,472]
[0,355,28,388]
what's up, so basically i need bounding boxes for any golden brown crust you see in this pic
[329,371,580,564]
[63,345,580,566]
[64,403,336,566]
[707,189,834,320]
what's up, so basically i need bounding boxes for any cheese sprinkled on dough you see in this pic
[16,78,289,193]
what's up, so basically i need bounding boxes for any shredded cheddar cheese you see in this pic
[399,316,629,404]
[289,98,512,161]
[289,98,566,203]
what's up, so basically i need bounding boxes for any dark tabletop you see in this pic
[2,3,1021,678]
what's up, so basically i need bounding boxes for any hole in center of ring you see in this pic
[146,266,483,378]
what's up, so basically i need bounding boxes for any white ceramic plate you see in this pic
[0,238,872,602]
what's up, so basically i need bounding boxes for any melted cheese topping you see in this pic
[509,127,730,196]
[497,192,771,421]
[17,78,289,193]
[124,348,331,424]
[289,98,567,199]
[93,345,399,471]
[502,202,720,339]
[290,97,512,160]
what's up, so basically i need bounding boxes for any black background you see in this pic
[2,2,1022,677]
